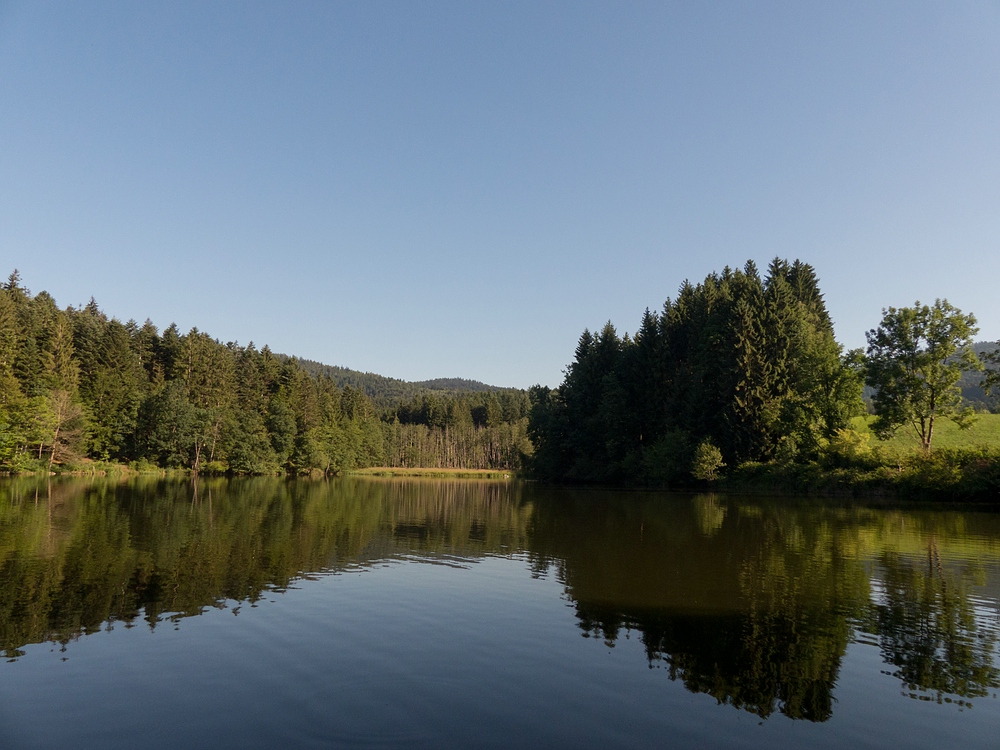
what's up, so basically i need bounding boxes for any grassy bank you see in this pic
[851,413,1000,453]
[5,460,516,480]
[1,459,180,478]
[720,419,1000,501]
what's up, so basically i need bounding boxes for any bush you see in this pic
[199,461,228,476]
[128,458,162,474]
[692,439,726,482]
[641,430,693,485]
[821,428,876,469]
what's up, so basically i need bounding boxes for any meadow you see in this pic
[720,414,1000,501]
[851,414,1000,454]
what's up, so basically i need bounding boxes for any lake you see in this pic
[1,476,998,749]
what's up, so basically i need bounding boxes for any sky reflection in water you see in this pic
[0,477,998,749]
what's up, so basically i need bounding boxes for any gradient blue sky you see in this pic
[1,1,997,388]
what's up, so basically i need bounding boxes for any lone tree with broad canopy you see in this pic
[865,299,982,452]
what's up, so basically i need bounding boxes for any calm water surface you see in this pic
[1,477,998,748]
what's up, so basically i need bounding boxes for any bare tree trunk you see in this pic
[48,424,59,471]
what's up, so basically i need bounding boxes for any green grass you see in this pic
[850,413,1000,454]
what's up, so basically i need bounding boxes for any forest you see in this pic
[2,262,998,495]
[0,271,530,474]
[527,259,1000,497]
[527,259,862,484]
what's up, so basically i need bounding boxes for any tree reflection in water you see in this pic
[1,478,998,720]
[869,547,999,701]
[527,490,1000,720]
[0,476,530,658]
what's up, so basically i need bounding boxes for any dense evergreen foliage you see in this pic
[0,271,527,474]
[528,259,866,484]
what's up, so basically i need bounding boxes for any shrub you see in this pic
[692,439,726,482]
[821,428,876,469]
[641,430,693,485]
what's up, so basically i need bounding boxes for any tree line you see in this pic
[380,390,532,470]
[0,271,527,474]
[527,258,998,486]
[4,262,993,481]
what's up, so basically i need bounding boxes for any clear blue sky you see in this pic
[1,1,997,388]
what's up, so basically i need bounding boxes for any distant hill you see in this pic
[289,357,515,407]
[839,341,996,415]
[961,341,999,412]
[413,378,495,392]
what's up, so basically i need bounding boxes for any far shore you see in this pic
[345,467,514,479]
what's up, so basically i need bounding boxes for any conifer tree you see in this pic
[529,259,863,483]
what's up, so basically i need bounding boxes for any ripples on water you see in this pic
[0,477,998,749]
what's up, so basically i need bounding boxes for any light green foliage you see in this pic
[829,427,873,458]
[850,414,1000,454]
[266,398,297,463]
[820,427,875,469]
[692,439,726,481]
[865,300,982,452]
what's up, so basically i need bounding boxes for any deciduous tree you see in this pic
[865,300,981,452]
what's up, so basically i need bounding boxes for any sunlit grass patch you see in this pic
[851,414,1000,454]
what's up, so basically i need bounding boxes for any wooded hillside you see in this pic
[0,271,529,474]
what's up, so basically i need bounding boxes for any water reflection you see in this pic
[526,489,1000,718]
[0,476,529,658]
[869,549,999,700]
[526,491,864,719]
[1,477,998,721]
